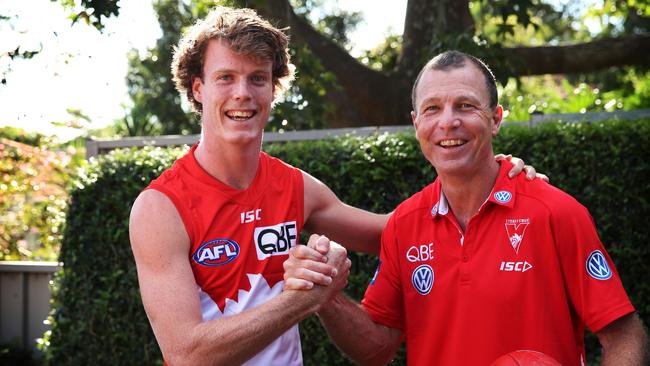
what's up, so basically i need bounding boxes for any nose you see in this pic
[233,78,252,101]
[437,105,460,130]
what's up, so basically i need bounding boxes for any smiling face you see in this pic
[411,63,503,177]
[192,39,274,147]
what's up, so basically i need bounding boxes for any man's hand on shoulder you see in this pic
[495,154,549,182]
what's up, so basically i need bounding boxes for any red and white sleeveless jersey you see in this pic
[147,144,304,366]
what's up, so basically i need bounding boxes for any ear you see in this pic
[192,76,203,103]
[491,105,503,136]
[411,110,418,130]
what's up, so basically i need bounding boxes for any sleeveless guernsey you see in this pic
[146,144,304,366]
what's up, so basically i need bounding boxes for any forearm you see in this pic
[598,313,650,366]
[168,290,318,366]
[317,293,401,365]
[601,339,649,366]
[335,211,389,254]
[311,210,389,255]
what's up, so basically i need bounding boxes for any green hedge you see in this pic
[45,119,650,365]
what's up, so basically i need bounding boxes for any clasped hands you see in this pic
[283,234,352,310]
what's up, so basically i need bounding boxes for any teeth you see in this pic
[439,139,465,147]
[226,110,254,119]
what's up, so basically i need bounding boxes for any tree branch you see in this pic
[503,33,650,76]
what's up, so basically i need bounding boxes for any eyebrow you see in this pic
[420,94,482,107]
[208,68,272,78]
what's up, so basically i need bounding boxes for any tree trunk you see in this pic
[252,0,408,126]
[431,0,475,36]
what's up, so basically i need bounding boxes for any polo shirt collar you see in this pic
[430,186,450,218]
[486,160,517,209]
[430,160,517,219]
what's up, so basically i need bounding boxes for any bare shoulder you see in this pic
[131,189,178,221]
[129,189,190,266]
[130,189,184,238]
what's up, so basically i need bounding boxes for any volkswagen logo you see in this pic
[586,250,612,280]
[494,191,512,203]
[411,264,434,295]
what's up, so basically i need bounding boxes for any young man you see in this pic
[284,51,649,365]
[129,8,534,365]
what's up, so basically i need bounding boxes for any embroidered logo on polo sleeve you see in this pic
[586,250,612,280]
[411,264,434,295]
[494,191,512,203]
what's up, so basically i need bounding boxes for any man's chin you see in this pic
[432,159,472,176]
[225,132,263,145]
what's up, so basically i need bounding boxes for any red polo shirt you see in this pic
[362,161,634,365]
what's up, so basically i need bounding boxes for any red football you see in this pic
[491,350,562,366]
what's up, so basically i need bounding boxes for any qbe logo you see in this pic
[586,250,612,280]
[254,221,297,260]
[411,264,434,295]
[193,239,240,266]
[406,243,434,262]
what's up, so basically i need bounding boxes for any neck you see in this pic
[194,131,262,190]
[439,159,500,231]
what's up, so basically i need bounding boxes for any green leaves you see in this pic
[0,128,82,261]
[55,0,121,30]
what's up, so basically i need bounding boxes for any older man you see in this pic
[285,51,649,365]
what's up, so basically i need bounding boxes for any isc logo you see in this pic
[193,239,240,266]
[240,209,261,224]
[499,261,533,272]
[254,221,297,260]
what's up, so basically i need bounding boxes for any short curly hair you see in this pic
[171,6,295,114]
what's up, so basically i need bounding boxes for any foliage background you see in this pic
[43,119,649,365]
[0,127,83,261]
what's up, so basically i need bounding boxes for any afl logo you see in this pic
[494,191,512,203]
[586,250,612,280]
[411,264,434,295]
[193,239,240,267]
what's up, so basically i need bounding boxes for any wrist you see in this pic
[316,291,346,318]
[283,289,322,317]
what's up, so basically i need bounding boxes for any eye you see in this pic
[250,74,268,85]
[216,74,233,82]
[458,103,475,110]
[423,105,439,113]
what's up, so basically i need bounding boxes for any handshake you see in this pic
[282,234,352,311]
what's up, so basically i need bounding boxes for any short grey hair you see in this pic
[411,50,498,113]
